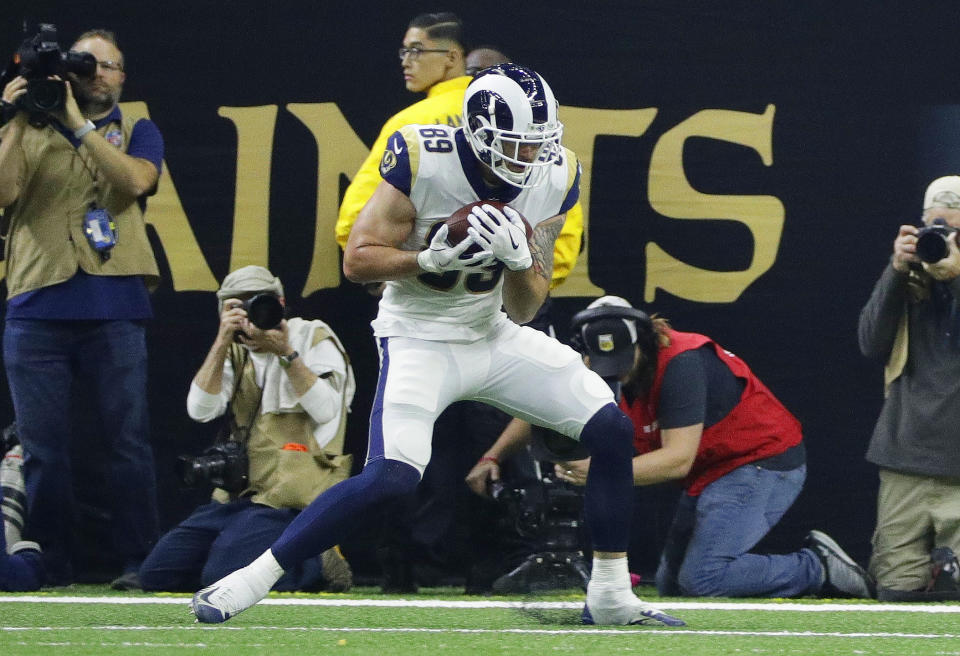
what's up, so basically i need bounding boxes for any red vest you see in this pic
[621,330,803,496]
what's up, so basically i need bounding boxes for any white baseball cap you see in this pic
[923,176,960,210]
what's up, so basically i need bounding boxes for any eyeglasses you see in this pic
[398,47,449,61]
[96,60,123,72]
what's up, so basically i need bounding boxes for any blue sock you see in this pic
[272,458,420,570]
[578,403,635,552]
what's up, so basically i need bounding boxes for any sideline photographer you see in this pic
[470,297,875,599]
[0,27,163,588]
[858,175,960,601]
[139,266,356,593]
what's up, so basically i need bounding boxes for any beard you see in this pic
[74,80,121,116]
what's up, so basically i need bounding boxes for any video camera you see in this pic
[0,23,97,116]
[916,219,958,264]
[487,469,589,592]
[176,439,249,495]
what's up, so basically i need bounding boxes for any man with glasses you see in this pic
[0,29,163,589]
[336,17,584,291]
[336,12,470,254]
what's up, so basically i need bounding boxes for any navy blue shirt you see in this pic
[6,107,163,320]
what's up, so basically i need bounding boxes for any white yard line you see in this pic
[2,626,959,639]
[1,596,959,613]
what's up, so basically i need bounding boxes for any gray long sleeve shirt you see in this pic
[858,263,960,478]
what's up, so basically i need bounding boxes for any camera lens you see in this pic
[23,79,65,113]
[917,229,950,263]
[244,294,284,330]
[62,50,97,78]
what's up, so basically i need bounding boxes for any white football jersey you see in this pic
[371,124,580,342]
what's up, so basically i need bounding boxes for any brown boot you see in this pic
[321,545,353,592]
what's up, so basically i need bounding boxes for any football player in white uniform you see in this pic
[191,64,684,627]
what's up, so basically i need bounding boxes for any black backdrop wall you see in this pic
[3,0,960,580]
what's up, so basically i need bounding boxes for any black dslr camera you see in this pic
[233,293,285,342]
[0,23,97,116]
[916,219,959,264]
[176,440,249,494]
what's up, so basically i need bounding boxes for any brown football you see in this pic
[444,200,533,252]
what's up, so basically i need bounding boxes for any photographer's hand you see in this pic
[465,457,500,497]
[0,77,28,208]
[2,75,27,110]
[192,300,247,397]
[49,76,85,132]
[554,458,590,486]
[237,319,291,356]
[924,231,960,281]
[217,300,247,346]
[892,224,919,273]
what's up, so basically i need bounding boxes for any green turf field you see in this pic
[1,586,958,655]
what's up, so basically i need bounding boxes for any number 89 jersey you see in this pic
[371,124,581,343]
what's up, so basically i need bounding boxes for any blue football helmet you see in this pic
[463,63,563,188]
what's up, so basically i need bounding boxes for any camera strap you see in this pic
[223,348,264,450]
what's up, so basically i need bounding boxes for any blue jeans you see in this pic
[655,463,822,597]
[3,319,159,584]
[139,498,323,591]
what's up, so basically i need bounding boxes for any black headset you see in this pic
[569,304,657,362]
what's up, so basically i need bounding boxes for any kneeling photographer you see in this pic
[139,266,356,593]
[470,296,875,599]
[858,175,960,601]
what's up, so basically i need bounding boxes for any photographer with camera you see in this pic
[0,27,163,588]
[138,266,356,593]
[471,296,875,599]
[858,175,960,601]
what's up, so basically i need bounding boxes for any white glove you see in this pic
[466,204,532,271]
[417,224,494,274]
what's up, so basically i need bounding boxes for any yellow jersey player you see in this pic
[335,12,582,289]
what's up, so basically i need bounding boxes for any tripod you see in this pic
[490,477,591,593]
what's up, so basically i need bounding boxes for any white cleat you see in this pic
[190,573,264,624]
[583,594,685,627]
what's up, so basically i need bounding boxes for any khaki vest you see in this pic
[213,330,353,510]
[2,114,160,298]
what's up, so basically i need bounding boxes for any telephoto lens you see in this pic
[243,294,284,330]
[916,221,956,264]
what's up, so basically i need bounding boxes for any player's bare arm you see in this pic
[343,180,420,283]
[502,213,564,323]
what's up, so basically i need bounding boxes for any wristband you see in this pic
[73,119,96,140]
[477,456,499,466]
[278,350,300,369]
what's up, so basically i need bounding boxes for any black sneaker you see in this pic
[928,547,960,593]
[110,570,142,591]
[806,530,875,599]
[377,546,418,594]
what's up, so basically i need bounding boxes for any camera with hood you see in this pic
[176,439,249,495]
[916,219,959,264]
[232,292,285,342]
[0,23,97,116]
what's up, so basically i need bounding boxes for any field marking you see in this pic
[1,596,960,613]
[2,626,959,640]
